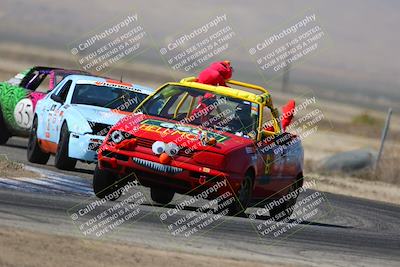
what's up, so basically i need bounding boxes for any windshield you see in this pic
[71,84,147,112]
[141,85,260,137]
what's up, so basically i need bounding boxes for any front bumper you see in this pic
[98,144,243,195]
[68,133,105,162]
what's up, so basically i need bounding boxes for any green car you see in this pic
[0,66,88,144]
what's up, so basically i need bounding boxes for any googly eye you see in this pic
[111,130,123,144]
[165,142,180,157]
[152,141,166,155]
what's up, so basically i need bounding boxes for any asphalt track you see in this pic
[0,137,399,266]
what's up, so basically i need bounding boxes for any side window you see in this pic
[262,108,281,136]
[263,107,273,126]
[23,71,46,91]
[56,80,72,102]
[36,75,52,93]
[262,107,280,133]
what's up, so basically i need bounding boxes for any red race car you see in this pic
[94,77,304,218]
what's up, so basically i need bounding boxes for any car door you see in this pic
[252,107,291,199]
[278,132,303,179]
[44,80,73,143]
[260,132,302,197]
[253,134,287,198]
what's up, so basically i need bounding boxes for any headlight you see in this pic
[152,141,166,155]
[165,142,180,156]
[110,130,124,144]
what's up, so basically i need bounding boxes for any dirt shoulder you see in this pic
[306,174,400,205]
[0,156,40,178]
[0,226,295,267]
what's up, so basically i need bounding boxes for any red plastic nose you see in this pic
[159,152,171,164]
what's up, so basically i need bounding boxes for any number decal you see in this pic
[264,154,273,175]
[13,98,34,129]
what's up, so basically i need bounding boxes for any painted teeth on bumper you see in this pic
[132,157,183,174]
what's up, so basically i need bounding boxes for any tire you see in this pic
[93,165,122,200]
[54,123,77,170]
[269,182,299,221]
[226,173,253,216]
[150,187,175,205]
[0,108,11,144]
[27,117,50,164]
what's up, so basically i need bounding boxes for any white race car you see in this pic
[27,75,153,170]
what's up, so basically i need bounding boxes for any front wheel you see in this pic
[27,117,50,164]
[150,187,175,205]
[0,108,11,144]
[269,182,299,221]
[93,165,121,200]
[54,123,76,170]
[226,173,253,216]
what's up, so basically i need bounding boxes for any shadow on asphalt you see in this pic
[4,143,27,150]
[142,203,352,229]
[71,168,94,175]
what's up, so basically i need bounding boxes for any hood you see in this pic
[113,114,254,154]
[70,104,128,126]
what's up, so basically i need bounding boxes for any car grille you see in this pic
[132,157,183,174]
[89,122,112,136]
[101,150,129,161]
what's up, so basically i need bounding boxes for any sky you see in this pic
[0,0,399,108]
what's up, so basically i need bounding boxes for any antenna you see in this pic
[120,73,123,83]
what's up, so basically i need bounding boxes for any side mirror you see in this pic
[50,94,63,103]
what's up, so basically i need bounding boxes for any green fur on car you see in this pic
[0,82,28,130]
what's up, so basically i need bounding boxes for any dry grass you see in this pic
[305,173,400,205]
[352,112,383,126]
[317,116,399,140]
[355,148,400,184]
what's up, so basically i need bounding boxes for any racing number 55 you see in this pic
[14,98,34,129]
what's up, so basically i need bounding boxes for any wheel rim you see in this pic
[238,177,251,206]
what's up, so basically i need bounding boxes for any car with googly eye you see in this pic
[0,66,90,144]
[27,74,153,170]
[94,77,304,219]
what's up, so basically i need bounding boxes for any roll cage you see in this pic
[135,77,282,141]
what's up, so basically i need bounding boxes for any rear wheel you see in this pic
[93,165,122,200]
[54,123,77,170]
[150,187,175,205]
[27,117,50,164]
[226,173,253,216]
[0,108,11,144]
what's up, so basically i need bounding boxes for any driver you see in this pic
[230,103,253,135]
